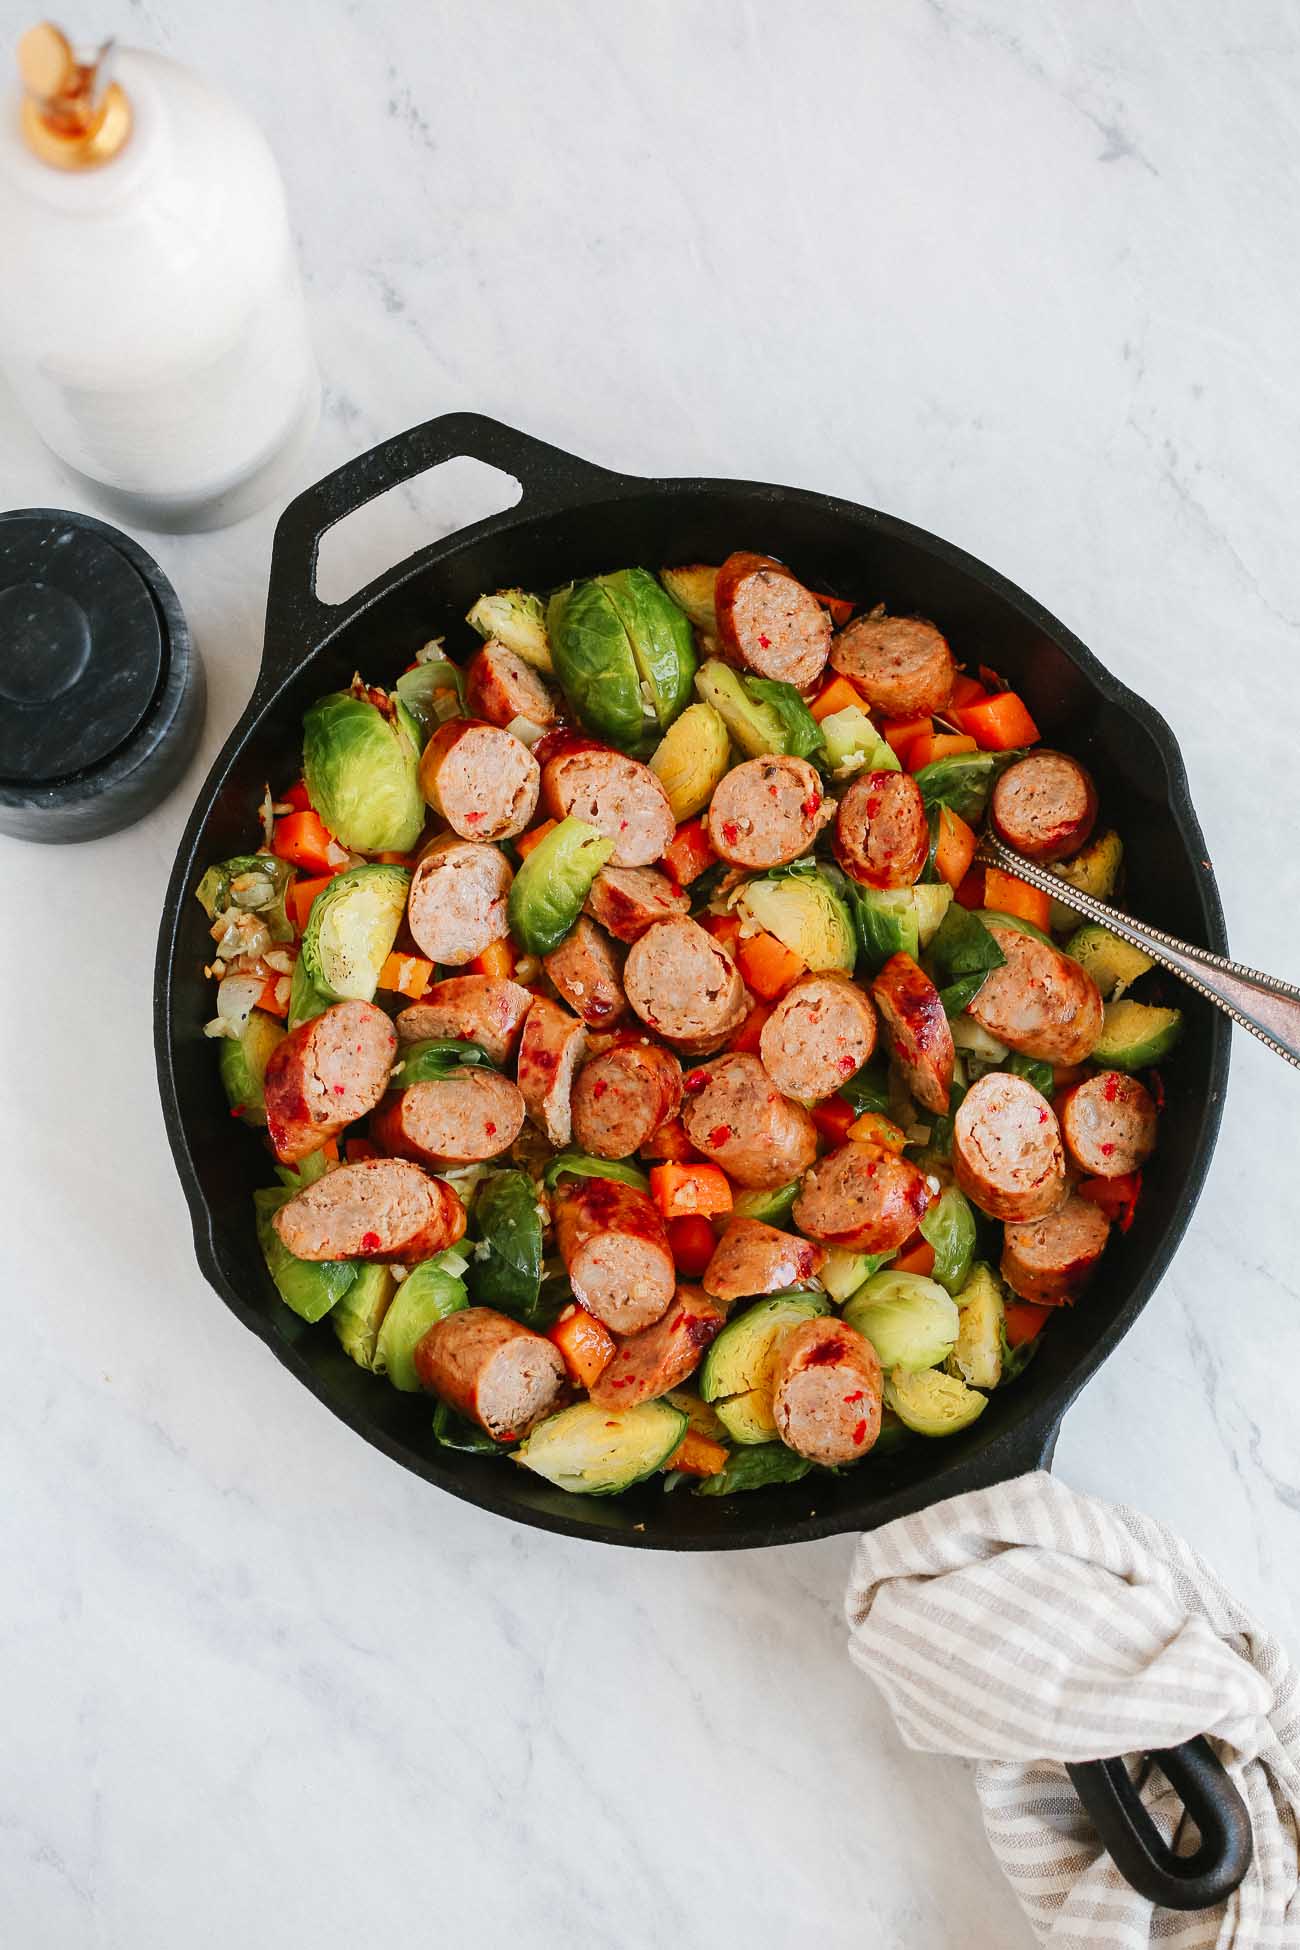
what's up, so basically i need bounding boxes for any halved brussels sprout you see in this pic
[1048,826,1122,922]
[947,1262,1004,1390]
[700,1291,831,1445]
[1064,923,1153,1000]
[287,953,335,1031]
[299,863,411,1002]
[819,706,900,778]
[218,1008,285,1125]
[658,563,719,635]
[820,1245,890,1304]
[731,861,857,975]
[302,690,424,854]
[1092,999,1183,1070]
[662,1388,729,1442]
[466,589,553,672]
[507,816,615,957]
[692,659,822,761]
[649,701,731,819]
[394,646,465,741]
[843,1271,959,1373]
[548,570,696,749]
[196,853,295,944]
[853,883,953,972]
[601,568,698,731]
[731,1180,800,1226]
[884,1365,988,1436]
[374,1251,469,1392]
[253,1187,358,1323]
[514,1399,688,1494]
[917,1185,976,1296]
[332,1265,397,1370]
[974,908,1055,950]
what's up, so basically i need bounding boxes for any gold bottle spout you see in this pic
[18,21,132,169]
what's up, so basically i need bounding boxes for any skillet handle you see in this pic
[259,411,625,695]
[1066,1739,1253,1910]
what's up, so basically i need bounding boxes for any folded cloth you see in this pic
[845,1472,1300,1947]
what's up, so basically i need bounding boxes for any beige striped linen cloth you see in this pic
[845,1472,1300,1946]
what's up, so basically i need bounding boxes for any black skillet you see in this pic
[154,413,1248,1908]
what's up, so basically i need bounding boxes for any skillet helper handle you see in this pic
[977,834,1300,1069]
[1066,1738,1253,1910]
[259,411,622,695]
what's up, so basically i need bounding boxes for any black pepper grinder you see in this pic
[0,506,204,841]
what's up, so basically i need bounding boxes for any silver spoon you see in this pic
[974,833,1300,1069]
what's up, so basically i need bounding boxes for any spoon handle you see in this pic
[975,835,1300,1069]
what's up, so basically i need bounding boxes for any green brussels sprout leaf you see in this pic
[918,1186,977,1295]
[507,815,615,957]
[302,689,425,853]
[542,1152,650,1193]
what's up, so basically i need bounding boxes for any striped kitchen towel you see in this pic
[845,1472,1300,1946]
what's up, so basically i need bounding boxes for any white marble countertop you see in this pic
[3,4,1299,1943]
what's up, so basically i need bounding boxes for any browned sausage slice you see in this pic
[792,1142,931,1252]
[571,1039,683,1159]
[990,752,1098,863]
[585,865,689,943]
[552,1176,676,1332]
[758,972,878,1102]
[541,747,675,867]
[834,770,929,888]
[706,755,828,869]
[407,836,513,966]
[395,976,532,1066]
[701,1217,825,1303]
[272,1158,466,1262]
[952,1071,1065,1221]
[829,609,954,718]
[417,719,540,841]
[516,996,588,1146]
[1001,1193,1111,1302]
[681,1053,819,1189]
[715,551,831,690]
[414,1306,566,1440]
[543,916,626,1029]
[871,952,955,1115]
[772,1317,883,1465]
[1061,1071,1158,1178]
[370,1070,526,1167]
[588,1286,725,1408]
[624,916,747,1051]
[464,641,557,730]
[263,999,397,1164]
[967,926,1104,1065]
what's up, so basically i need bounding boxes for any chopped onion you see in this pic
[258,784,275,848]
[217,974,264,1038]
[415,636,448,664]
[230,873,276,910]
[505,714,546,749]
[203,1016,232,1039]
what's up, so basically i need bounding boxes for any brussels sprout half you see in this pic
[700,1291,831,1446]
[884,1365,988,1437]
[843,1271,960,1373]
[466,589,553,672]
[253,1187,358,1324]
[731,861,857,975]
[374,1252,470,1392]
[917,1185,977,1295]
[333,1265,397,1370]
[649,701,730,820]
[196,852,296,944]
[300,864,412,1003]
[947,1263,1004,1390]
[302,690,425,854]
[514,1400,688,1495]
[507,816,614,957]
[218,1009,285,1125]
[549,571,696,750]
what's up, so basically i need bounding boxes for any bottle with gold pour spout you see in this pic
[0,22,318,530]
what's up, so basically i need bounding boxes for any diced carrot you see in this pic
[470,938,516,980]
[906,732,979,773]
[515,818,558,861]
[812,1097,858,1145]
[374,850,417,867]
[649,1161,734,1220]
[848,1111,907,1153]
[640,1117,700,1163]
[727,995,774,1056]
[809,675,867,722]
[667,1214,718,1277]
[700,911,742,955]
[378,951,434,1000]
[255,972,291,1020]
[810,588,855,628]
[662,818,717,886]
[881,714,932,761]
[548,1305,616,1390]
[1078,1171,1143,1232]
[952,690,1040,750]
[345,1137,379,1164]
[272,810,348,875]
[281,779,312,812]
[948,674,986,709]
[665,1428,729,1478]
[955,865,986,911]
[734,927,806,1001]
[1003,1300,1052,1346]
[932,805,979,890]
[319,1137,340,1163]
[287,873,336,934]
[890,1236,936,1276]
[984,865,1052,933]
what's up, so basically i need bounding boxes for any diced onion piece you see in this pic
[217,974,264,1038]
[203,1017,232,1039]
[258,784,275,848]
[505,714,547,749]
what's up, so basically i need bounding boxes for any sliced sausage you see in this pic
[464,640,557,731]
[414,1306,566,1440]
[585,864,689,943]
[967,925,1104,1065]
[541,746,675,868]
[792,1142,931,1252]
[1002,1193,1111,1303]
[571,1039,683,1159]
[1061,1071,1158,1178]
[395,976,532,1066]
[701,1217,825,1303]
[624,917,747,1051]
[772,1317,883,1466]
[834,769,929,888]
[542,916,626,1029]
[516,996,588,1146]
[588,1285,725,1408]
[552,1176,676,1333]
[706,755,827,869]
[370,1070,526,1166]
[871,952,954,1115]
[681,1053,819,1189]
[952,1071,1066,1221]
[417,719,539,842]
[263,1000,397,1165]
[406,835,512,966]
[990,752,1098,863]
[715,550,831,691]
[272,1158,466,1263]
[759,971,878,1102]
[829,608,954,718]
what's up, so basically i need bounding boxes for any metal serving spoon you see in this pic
[975,833,1300,1069]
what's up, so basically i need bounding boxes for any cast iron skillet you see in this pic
[156,413,1245,1907]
